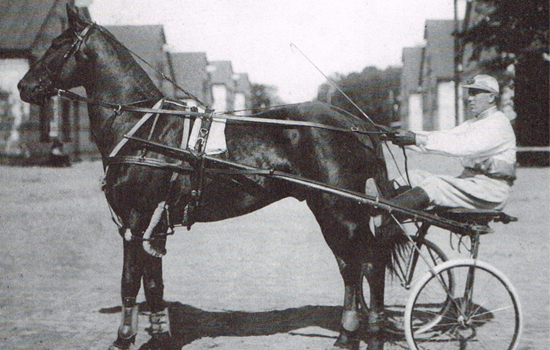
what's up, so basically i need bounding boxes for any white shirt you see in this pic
[412,107,517,178]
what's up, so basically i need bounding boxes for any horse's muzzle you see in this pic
[18,79,54,106]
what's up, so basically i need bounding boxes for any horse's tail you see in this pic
[377,220,410,276]
[370,156,410,276]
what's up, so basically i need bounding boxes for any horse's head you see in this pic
[18,5,94,105]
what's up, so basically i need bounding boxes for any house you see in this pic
[1,1,253,165]
[420,20,465,131]
[399,47,423,131]
[400,19,469,132]
[209,61,236,113]
[234,73,252,115]
[0,0,97,165]
[104,25,175,97]
[169,52,213,108]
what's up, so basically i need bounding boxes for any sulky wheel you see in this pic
[404,259,522,350]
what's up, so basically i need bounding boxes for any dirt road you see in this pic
[1,153,548,349]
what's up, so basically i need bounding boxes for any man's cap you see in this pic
[463,74,499,94]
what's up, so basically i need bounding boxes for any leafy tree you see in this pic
[460,0,549,148]
[316,66,401,126]
[460,0,548,61]
[250,83,283,113]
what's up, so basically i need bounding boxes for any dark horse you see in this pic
[18,6,400,350]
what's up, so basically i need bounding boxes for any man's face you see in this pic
[467,89,495,116]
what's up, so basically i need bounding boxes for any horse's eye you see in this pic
[51,39,63,49]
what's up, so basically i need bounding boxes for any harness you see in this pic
[99,96,217,234]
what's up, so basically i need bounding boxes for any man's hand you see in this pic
[390,130,417,146]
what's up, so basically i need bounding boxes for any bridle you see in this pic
[40,23,94,91]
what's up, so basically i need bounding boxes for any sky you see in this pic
[88,0,466,103]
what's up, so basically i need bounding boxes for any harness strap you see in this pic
[107,99,164,160]
[183,110,215,229]
[103,99,164,229]
[106,156,194,173]
[169,105,199,229]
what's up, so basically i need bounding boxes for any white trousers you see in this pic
[393,169,511,210]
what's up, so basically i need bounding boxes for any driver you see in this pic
[371,74,517,221]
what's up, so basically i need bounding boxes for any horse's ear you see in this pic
[66,4,85,29]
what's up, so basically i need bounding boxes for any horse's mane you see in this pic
[92,23,163,99]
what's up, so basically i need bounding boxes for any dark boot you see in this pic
[389,186,430,221]
[372,187,430,236]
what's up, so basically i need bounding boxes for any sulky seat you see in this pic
[432,207,518,228]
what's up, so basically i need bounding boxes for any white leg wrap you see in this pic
[342,310,360,332]
[149,307,171,335]
[118,303,139,340]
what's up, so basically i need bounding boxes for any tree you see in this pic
[461,0,548,60]
[316,66,401,126]
[460,0,549,148]
[250,83,283,114]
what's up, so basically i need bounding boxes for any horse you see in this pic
[18,6,400,350]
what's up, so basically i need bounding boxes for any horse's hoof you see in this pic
[139,332,173,350]
[333,328,360,350]
[366,311,386,333]
[108,335,135,350]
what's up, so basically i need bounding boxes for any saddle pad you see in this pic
[187,116,227,155]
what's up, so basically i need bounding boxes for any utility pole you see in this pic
[454,0,461,126]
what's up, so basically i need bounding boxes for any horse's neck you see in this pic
[83,51,164,157]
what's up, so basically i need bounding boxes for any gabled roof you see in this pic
[401,46,423,93]
[0,0,58,51]
[424,20,458,79]
[210,61,235,88]
[235,73,251,94]
[104,25,174,95]
[169,52,211,103]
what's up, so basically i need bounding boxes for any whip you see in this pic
[290,43,390,133]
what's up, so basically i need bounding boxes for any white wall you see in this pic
[212,84,227,112]
[234,92,246,115]
[0,59,30,154]
[437,81,463,130]
[408,93,423,131]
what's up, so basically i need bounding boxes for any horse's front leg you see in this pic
[110,235,144,350]
[142,245,172,349]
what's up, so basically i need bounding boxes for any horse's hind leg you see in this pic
[309,203,367,349]
[363,246,389,333]
[110,236,144,350]
[333,255,363,350]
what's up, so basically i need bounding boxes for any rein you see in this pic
[55,88,388,136]
[46,21,392,139]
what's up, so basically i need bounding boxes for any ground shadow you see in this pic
[167,302,341,346]
[100,302,407,349]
